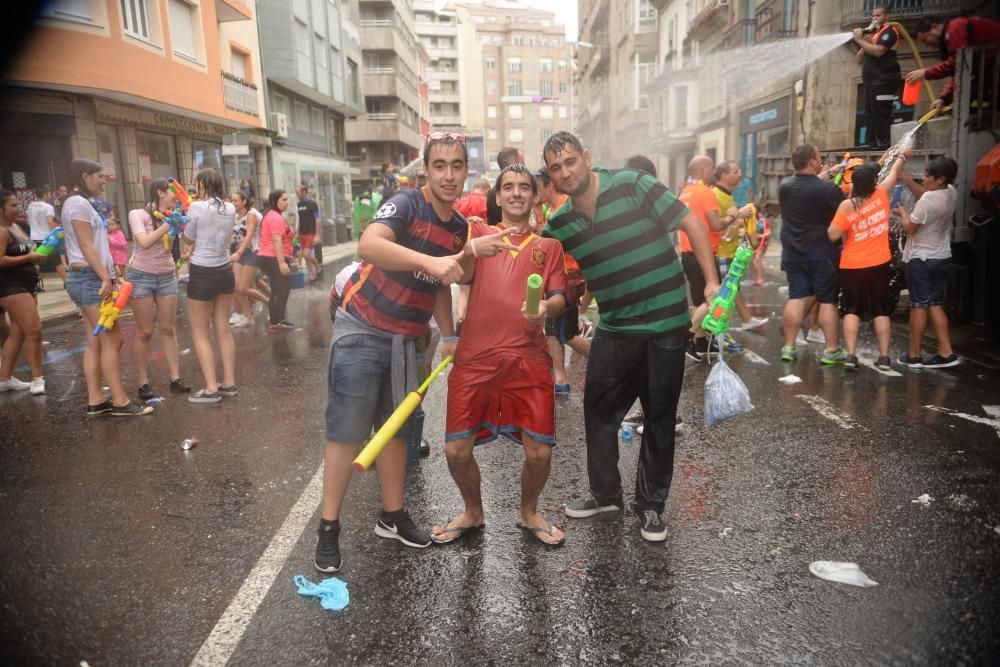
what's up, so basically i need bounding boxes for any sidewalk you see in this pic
[35,241,359,325]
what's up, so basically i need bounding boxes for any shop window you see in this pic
[136,131,177,183]
[192,139,222,171]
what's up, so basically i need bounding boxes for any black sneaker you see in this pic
[623,409,644,425]
[564,496,622,518]
[924,353,959,368]
[375,509,432,548]
[314,519,342,573]
[111,401,154,417]
[845,354,860,370]
[419,439,430,457]
[138,384,155,401]
[86,400,113,417]
[170,378,192,393]
[897,354,923,368]
[875,355,892,371]
[218,385,238,397]
[638,510,668,542]
[685,337,704,362]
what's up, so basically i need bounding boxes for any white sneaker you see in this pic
[228,312,242,325]
[29,377,45,395]
[741,316,769,330]
[806,328,826,344]
[0,377,30,392]
[794,330,808,346]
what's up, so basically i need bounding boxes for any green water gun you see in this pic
[702,244,753,336]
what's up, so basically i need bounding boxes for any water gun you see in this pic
[525,273,542,314]
[35,227,65,256]
[167,178,194,212]
[92,281,133,336]
[832,153,851,185]
[353,355,453,472]
[703,244,753,336]
[153,208,188,250]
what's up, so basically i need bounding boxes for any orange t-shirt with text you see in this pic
[832,188,891,269]
[677,181,722,253]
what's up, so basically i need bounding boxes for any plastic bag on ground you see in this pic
[809,561,878,587]
[704,355,754,425]
[294,574,350,610]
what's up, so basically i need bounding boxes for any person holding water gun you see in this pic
[713,161,767,331]
[431,164,566,548]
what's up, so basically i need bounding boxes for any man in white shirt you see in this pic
[26,186,56,243]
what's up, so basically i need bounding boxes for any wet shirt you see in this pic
[128,208,175,275]
[713,185,750,259]
[678,181,721,253]
[544,166,691,337]
[778,174,843,263]
[903,186,956,262]
[457,223,566,363]
[184,199,236,268]
[861,24,901,89]
[832,188,891,269]
[341,188,468,337]
[62,194,114,277]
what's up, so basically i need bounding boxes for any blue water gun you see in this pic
[35,227,65,256]
[153,208,188,249]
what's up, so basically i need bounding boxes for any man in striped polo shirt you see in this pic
[542,131,719,542]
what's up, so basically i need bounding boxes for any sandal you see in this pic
[430,522,485,545]
[516,519,566,547]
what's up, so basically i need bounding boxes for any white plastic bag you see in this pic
[704,356,754,425]
[809,561,878,587]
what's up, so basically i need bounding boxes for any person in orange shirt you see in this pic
[678,156,741,360]
[827,156,906,370]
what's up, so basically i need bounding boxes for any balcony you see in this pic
[360,20,412,56]
[364,68,419,108]
[688,0,733,41]
[755,0,798,43]
[431,114,462,127]
[722,18,755,51]
[221,72,258,116]
[346,114,422,150]
[841,0,956,27]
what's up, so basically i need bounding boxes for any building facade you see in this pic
[3,0,268,221]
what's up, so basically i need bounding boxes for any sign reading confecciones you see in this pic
[739,96,791,135]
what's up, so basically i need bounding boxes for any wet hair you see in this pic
[34,185,51,199]
[626,154,657,178]
[714,161,739,182]
[925,156,958,185]
[916,16,944,35]
[232,189,254,210]
[542,131,584,163]
[535,166,552,186]
[195,168,227,213]
[791,144,818,171]
[495,163,538,196]
[422,137,468,166]
[382,161,392,171]
[497,147,521,170]
[145,177,172,212]
[266,189,287,213]
[849,162,879,208]
[69,158,103,195]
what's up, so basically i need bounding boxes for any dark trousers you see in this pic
[864,85,896,148]
[583,330,687,513]
[258,255,291,324]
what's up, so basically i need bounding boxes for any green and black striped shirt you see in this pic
[544,166,691,337]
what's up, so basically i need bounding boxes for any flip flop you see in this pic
[516,520,566,547]
[430,522,485,545]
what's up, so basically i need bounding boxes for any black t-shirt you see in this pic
[778,173,844,263]
[296,197,320,236]
[861,26,901,90]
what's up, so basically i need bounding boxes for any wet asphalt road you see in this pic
[1,257,999,666]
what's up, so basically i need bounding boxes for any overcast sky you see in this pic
[525,0,578,41]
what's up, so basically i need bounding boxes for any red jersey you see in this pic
[457,223,567,364]
[454,192,488,221]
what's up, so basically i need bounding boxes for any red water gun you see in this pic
[167,178,194,212]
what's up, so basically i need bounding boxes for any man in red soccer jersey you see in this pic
[431,164,569,547]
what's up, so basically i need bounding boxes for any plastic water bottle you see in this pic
[620,424,633,448]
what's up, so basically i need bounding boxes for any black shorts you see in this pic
[839,262,892,319]
[187,263,235,301]
[782,258,839,304]
[544,308,579,342]
[681,251,720,307]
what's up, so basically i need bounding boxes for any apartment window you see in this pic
[272,93,289,118]
[540,105,553,119]
[48,0,94,22]
[509,105,523,119]
[539,58,552,73]
[315,36,328,69]
[541,128,555,143]
[507,57,522,73]
[538,80,551,96]
[347,59,360,105]
[485,57,496,70]
[231,49,248,80]
[674,86,688,129]
[312,108,325,135]
[295,101,310,131]
[558,106,568,118]
[558,59,567,72]
[512,34,523,46]
[507,80,522,96]
[528,35,538,47]
[121,0,150,40]
[509,128,523,143]
[492,36,502,46]
[487,105,498,118]
[169,0,198,59]
[487,128,498,140]
[486,80,497,94]
[559,82,567,94]
[480,34,491,46]
[637,0,657,33]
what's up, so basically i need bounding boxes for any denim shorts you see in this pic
[237,248,258,267]
[65,267,105,308]
[782,258,839,303]
[907,257,950,308]
[127,266,178,298]
[325,332,423,444]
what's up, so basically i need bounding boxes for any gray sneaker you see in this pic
[564,496,622,519]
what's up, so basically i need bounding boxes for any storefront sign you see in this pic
[222,144,250,156]
[95,100,237,138]
[740,96,791,134]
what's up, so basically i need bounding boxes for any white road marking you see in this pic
[924,405,1000,440]
[741,349,771,366]
[190,463,325,667]
[859,359,903,377]
[795,395,863,430]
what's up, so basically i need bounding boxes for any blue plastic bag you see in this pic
[294,574,350,611]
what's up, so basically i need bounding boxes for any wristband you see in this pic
[442,336,459,342]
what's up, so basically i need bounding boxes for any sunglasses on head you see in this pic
[426,131,467,144]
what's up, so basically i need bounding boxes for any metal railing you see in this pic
[366,113,400,120]
[755,0,797,43]
[221,71,258,116]
[359,18,393,27]
[842,0,956,25]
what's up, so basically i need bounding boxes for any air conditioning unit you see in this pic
[270,112,288,138]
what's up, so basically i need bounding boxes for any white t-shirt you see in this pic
[61,194,114,277]
[27,200,55,241]
[903,186,956,262]
[184,198,237,268]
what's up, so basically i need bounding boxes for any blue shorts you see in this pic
[782,258,839,304]
[127,266,178,298]
[238,249,258,267]
[65,267,105,308]
[325,332,424,444]
[906,257,949,308]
